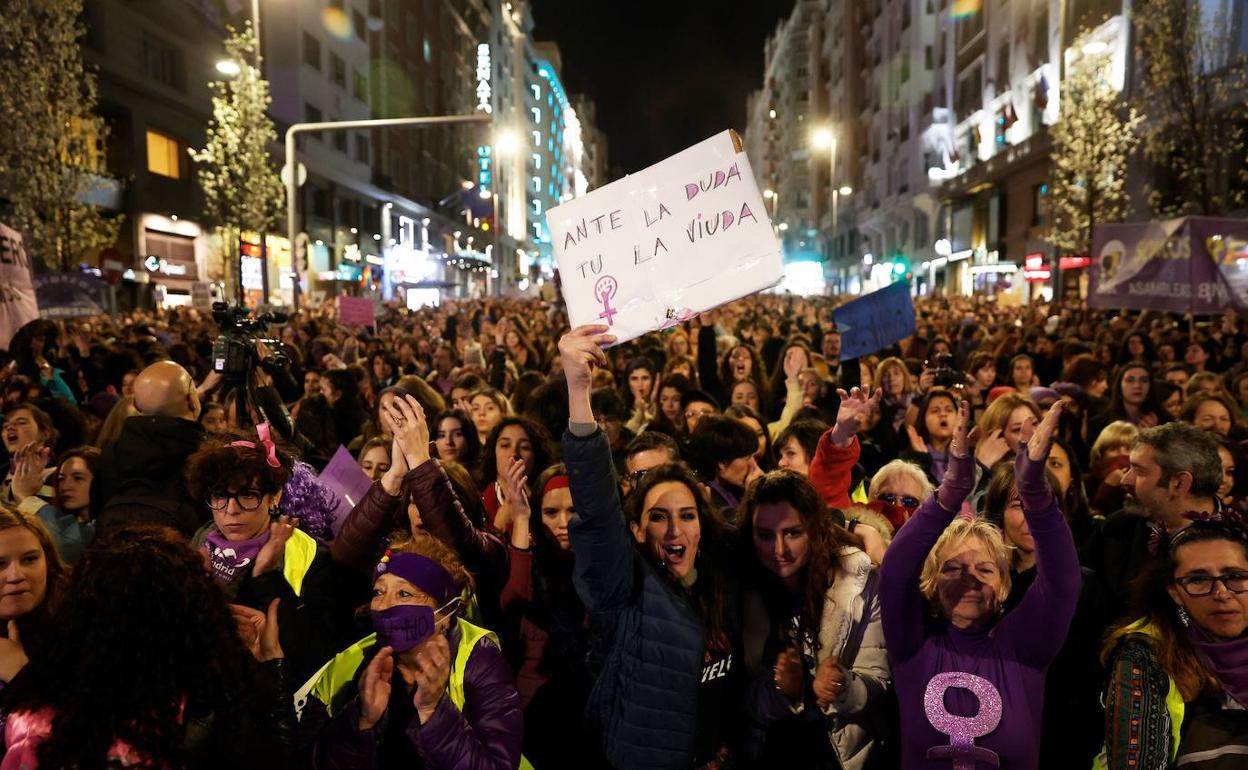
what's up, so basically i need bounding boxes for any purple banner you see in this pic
[1089,217,1248,313]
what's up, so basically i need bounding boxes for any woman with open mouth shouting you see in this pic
[558,324,741,770]
[879,399,1081,770]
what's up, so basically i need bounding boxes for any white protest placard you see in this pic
[546,130,783,344]
[0,223,39,350]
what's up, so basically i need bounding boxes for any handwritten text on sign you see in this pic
[547,130,783,344]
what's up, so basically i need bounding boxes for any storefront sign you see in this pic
[1023,253,1051,282]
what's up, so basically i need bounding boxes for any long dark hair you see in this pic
[1103,521,1247,700]
[737,471,863,653]
[1108,360,1164,422]
[3,526,277,766]
[623,463,733,647]
[433,409,482,473]
[480,416,554,489]
[525,465,590,676]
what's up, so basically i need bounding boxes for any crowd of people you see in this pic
[0,291,1241,768]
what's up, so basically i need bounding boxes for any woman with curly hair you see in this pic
[302,530,524,770]
[738,471,891,769]
[479,417,553,533]
[1,525,295,768]
[186,427,342,683]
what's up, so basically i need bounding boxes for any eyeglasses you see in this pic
[622,468,651,487]
[206,489,265,512]
[1174,572,1248,597]
[877,492,921,511]
[685,408,715,420]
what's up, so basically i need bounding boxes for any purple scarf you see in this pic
[205,529,271,587]
[1187,624,1248,708]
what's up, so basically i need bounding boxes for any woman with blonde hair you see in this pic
[879,400,1081,769]
[873,357,916,448]
[974,392,1041,470]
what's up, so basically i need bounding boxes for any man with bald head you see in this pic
[131,361,201,421]
[92,360,207,537]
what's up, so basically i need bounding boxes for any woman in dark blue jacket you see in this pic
[558,325,741,770]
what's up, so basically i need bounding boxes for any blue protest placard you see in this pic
[833,281,916,360]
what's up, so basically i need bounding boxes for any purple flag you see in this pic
[318,445,375,537]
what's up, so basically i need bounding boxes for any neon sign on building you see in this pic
[475,44,492,114]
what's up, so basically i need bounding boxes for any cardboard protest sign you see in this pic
[546,130,783,344]
[0,223,40,350]
[832,281,916,359]
[318,445,374,538]
[338,295,375,327]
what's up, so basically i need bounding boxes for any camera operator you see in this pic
[211,304,324,468]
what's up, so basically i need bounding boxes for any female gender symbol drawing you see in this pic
[594,276,619,326]
[923,672,1003,769]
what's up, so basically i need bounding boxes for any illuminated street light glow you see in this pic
[215,59,241,76]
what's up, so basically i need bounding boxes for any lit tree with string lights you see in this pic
[1047,37,1141,255]
[0,0,121,270]
[190,24,283,301]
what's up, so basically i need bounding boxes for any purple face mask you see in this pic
[371,597,460,653]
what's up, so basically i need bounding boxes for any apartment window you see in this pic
[997,42,1010,84]
[353,71,367,102]
[956,64,983,117]
[145,130,182,179]
[957,7,984,48]
[330,54,346,88]
[901,52,911,82]
[926,45,933,69]
[1032,183,1050,226]
[334,131,348,154]
[1033,10,1049,63]
[303,33,321,69]
[355,134,370,164]
[305,103,323,128]
[141,36,182,90]
[902,2,911,28]
[353,9,366,40]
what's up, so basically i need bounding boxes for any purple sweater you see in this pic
[878,452,1081,770]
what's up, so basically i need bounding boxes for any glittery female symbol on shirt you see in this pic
[594,276,619,326]
[923,672,1003,769]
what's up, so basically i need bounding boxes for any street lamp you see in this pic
[810,126,842,262]
[215,59,241,76]
[491,129,521,294]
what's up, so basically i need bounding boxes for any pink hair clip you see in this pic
[229,421,280,468]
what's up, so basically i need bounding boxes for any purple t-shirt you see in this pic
[877,456,1081,770]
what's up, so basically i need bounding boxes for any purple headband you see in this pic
[374,550,458,605]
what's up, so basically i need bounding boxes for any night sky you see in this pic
[530,0,796,178]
